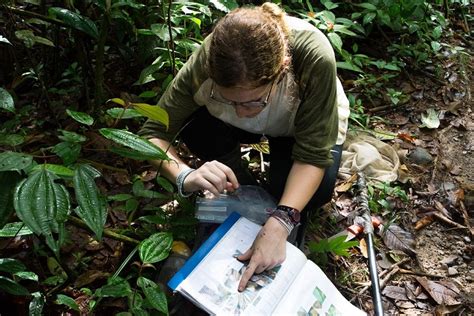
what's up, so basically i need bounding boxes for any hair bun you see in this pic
[261,2,284,18]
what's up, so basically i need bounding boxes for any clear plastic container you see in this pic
[195,185,276,225]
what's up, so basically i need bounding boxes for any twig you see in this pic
[166,0,177,76]
[77,158,129,173]
[351,258,409,302]
[398,268,445,278]
[433,212,468,230]
[367,102,405,114]
[68,216,140,245]
[459,201,474,236]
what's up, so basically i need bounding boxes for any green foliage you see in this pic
[14,168,70,257]
[138,232,173,264]
[0,88,15,113]
[137,277,168,314]
[368,182,409,214]
[308,236,359,266]
[0,258,39,296]
[55,294,80,311]
[73,164,107,240]
[48,7,99,39]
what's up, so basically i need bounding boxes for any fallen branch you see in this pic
[68,216,140,245]
[351,258,410,302]
[459,201,474,236]
[398,268,444,278]
[1,5,68,27]
[433,212,468,230]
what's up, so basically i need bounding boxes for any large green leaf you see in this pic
[0,222,33,237]
[55,294,80,311]
[58,130,87,143]
[52,142,81,165]
[99,128,169,161]
[73,164,107,240]
[13,168,70,255]
[0,258,27,274]
[48,7,99,39]
[0,151,33,172]
[0,88,14,113]
[137,277,168,314]
[138,232,172,264]
[131,103,169,129]
[32,164,75,178]
[29,292,45,316]
[0,171,22,228]
[95,277,132,298]
[0,276,29,296]
[66,109,94,126]
[106,107,143,119]
[109,147,162,161]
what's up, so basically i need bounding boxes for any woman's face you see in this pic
[212,83,273,118]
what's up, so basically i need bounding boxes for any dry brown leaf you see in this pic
[435,304,462,315]
[359,238,368,258]
[434,201,451,218]
[74,270,110,288]
[335,173,357,192]
[383,285,409,301]
[415,215,434,230]
[381,224,416,256]
[416,277,461,306]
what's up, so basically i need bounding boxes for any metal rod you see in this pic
[366,233,383,316]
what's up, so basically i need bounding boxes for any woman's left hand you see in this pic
[236,217,288,292]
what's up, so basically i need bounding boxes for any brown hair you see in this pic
[208,3,290,88]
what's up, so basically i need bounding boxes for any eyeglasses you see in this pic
[209,80,275,110]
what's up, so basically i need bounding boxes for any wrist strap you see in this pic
[270,207,300,235]
[176,168,195,198]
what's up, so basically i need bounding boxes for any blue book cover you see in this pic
[168,211,241,290]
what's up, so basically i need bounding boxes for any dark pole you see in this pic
[357,172,383,316]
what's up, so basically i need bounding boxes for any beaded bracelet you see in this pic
[176,168,195,198]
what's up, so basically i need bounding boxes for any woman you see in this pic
[139,3,349,292]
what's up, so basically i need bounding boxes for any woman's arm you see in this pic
[148,138,239,197]
[237,160,324,291]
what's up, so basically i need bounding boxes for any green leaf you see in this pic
[52,142,81,165]
[327,32,343,52]
[432,25,442,40]
[14,271,38,282]
[95,277,132,298]
[56,294,80,311]
[137,215,167,225]
[109,146,162,161]
[0,276,29,296]
[48,7,99,39]
[138,91,157,99]
[106,107,143,119]
[321,0,338,10]
[66,109,94,126]
[156,176,174,193]
[0,88,14,113]
[0,133,25,146]
[13,169,70,255]
[356,2,377,10]
[0,171,22,228]
[420,109,440,129]
[124,198,139,212]
[431,41,441,52]
[362,12,376,25]
[73,164,107,240]
[29,292,45,316]
[139,232,172,264]
[0,258,27,274]
[137,277,168,313]
[336,61,364,73]
[209,0,238,12]
[15,30,54,48]
[58,130,87,143]
[0,222,33,237]
[32,164,74,178]
[0,151,33,172]
[108,194,133,202]
[131,103,169,129]
[100,128,169,161]
[133,180,167,199]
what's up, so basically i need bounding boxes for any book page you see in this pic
[178,217,308,315]
[273,260,367,316]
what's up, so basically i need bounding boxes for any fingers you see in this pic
[238,261,256,292]
[184,160,239,195]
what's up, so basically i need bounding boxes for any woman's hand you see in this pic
[236,217,288,292]
[183,160,239,196]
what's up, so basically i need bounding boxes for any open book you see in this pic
[168,212,367,316]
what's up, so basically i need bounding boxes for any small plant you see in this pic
[308,236,359,266]
[367,182,409,215]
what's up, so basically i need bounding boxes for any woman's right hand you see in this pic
[183,161,239,196]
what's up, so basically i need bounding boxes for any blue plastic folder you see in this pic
[168,212,241,291]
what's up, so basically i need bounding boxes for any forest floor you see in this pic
[311,35,474,315]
